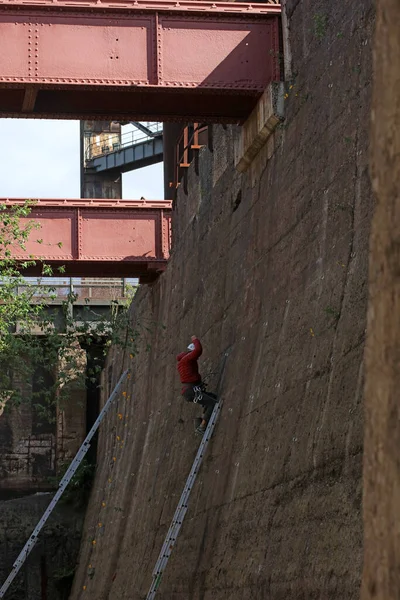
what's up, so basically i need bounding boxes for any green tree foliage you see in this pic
[0,201,142,424]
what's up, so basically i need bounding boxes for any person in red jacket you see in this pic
[177,336,217,436]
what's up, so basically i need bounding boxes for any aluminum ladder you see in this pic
[146,400,221,599]
[0,369,129,599]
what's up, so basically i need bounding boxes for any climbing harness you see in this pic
[146,400,221,600]
[192,384,203,403]
[0,370,129,599]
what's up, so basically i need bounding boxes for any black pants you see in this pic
[182,383,217,423]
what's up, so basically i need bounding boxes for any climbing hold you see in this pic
[310,328,315,337]
[118,413,123,420]
[102,501,106,507]
[113,457,116,462]
[116,436,120,441]
[122,391,127,397]
[98,523,102,527]
[92,540,96,546]
[83,585,87,590]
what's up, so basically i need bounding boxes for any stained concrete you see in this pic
[69,0,374,598]
[362,0,400,598]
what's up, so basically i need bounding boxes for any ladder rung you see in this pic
[147,402,221,598]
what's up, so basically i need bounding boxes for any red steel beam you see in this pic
[3,199,172,282]
[0,0,281,122]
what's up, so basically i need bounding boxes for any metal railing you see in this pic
[85,123,163,162]
[0,277,138,302]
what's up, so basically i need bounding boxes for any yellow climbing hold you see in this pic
[92,540,96,546]
[98,523,102,528]
[113,457,116,462]
[83,585,87,591]
[108,478,112,483]
[118,413,123,420]
[116,436,120,441]
[102,502,106,507]
[129,354,133,359]
[122,391,127,397]
[310,328,315,337]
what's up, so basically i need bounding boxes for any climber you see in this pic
[176,336,217,436]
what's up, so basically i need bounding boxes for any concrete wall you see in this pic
[362,0,400,598]
[70,1,374,598]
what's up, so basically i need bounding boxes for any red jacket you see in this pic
[177,339,203,385]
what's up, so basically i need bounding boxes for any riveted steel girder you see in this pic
[0,0,281,122]
[2,198,172,282]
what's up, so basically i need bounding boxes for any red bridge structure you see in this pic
[3,199,172,283]
[0,0,281,122]
[0,0,281,280]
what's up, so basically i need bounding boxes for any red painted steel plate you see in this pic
[2,199,172,280]
[160,18,277,89]
[12,209,76,260]
[79,211,159,260]
[0,1,281,121]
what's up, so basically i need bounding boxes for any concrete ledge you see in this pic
[235,82,285,173]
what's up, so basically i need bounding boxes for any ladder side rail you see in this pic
[152,404,220,579]
[151,424,210,575]
[146,402,220,599]
[151,403,220,577]
[0,370,129,599]
[151,407,219,575]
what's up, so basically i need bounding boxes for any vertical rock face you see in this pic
[362,1,400,599]
[70,1,374,599]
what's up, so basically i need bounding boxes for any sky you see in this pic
[0,119,164,199]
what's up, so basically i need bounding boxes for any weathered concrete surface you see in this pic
[70,1,374,598]
[0,494,84,600]
[362,1,400,599]
[0,352,86,494]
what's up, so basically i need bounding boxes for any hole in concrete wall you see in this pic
[32,364,55,435]
[232,190,242,212]
[83,343,106,464]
